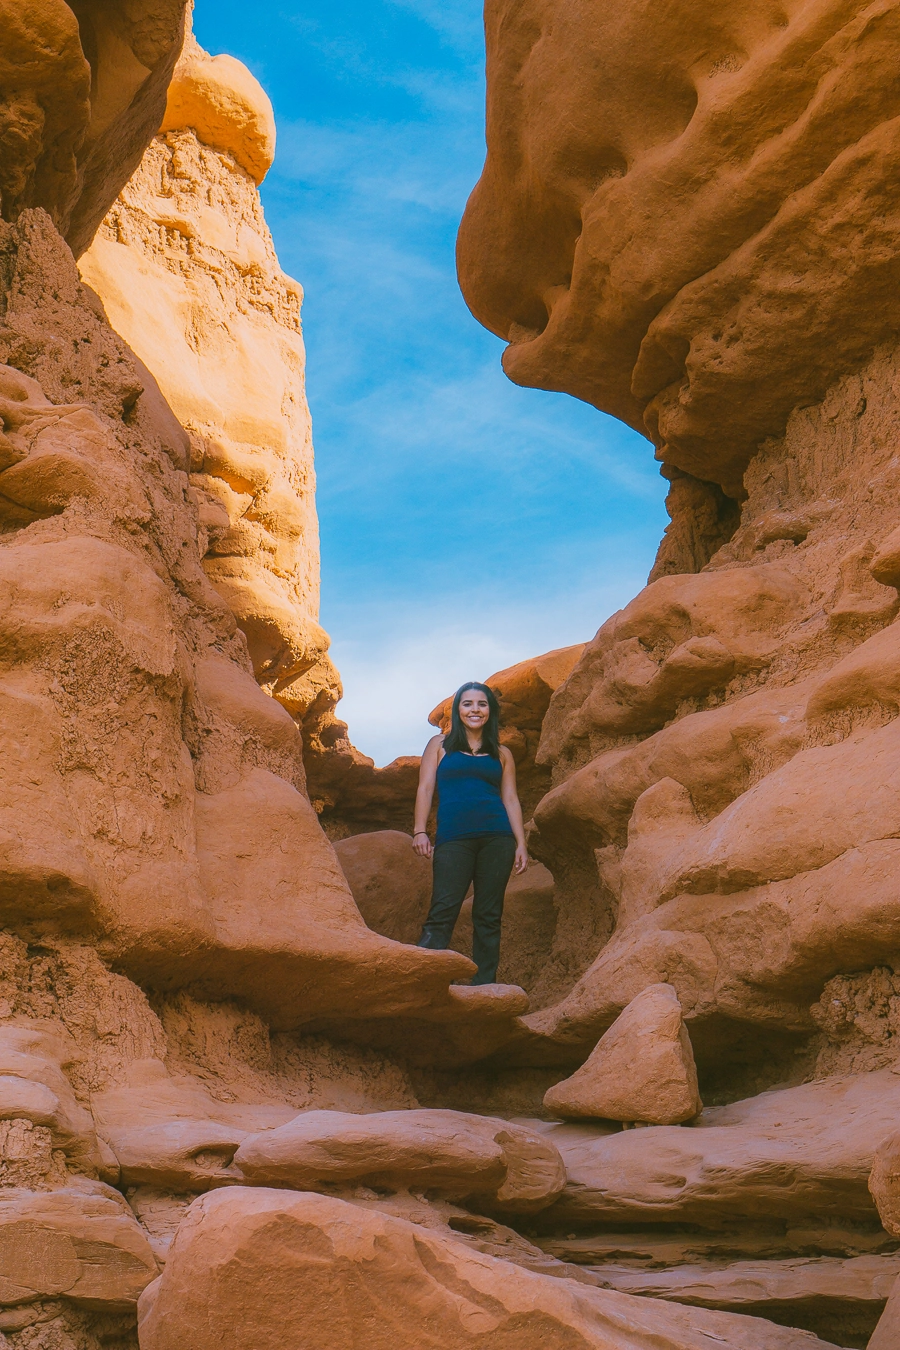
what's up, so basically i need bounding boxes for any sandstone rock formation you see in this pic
[543,983,702,1124]
[79,23,338,730]
[137,1188,845,1350]
[231,1108,566,1214]
[0,24,559,1346]
[0,256,481,1029]
[4,0,900,1346]
[0,1,189,256]
[543,1068,900,1229]
[439,1,900,1341]
[458,0,900,504]
[588,1255,900,1337]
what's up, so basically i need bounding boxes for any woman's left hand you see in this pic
[514,845,529,875]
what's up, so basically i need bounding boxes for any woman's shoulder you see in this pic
[424,732,446,757]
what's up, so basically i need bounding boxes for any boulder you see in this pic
[543,984,701,1124]
[869,1130,900,1236]
[137,1188,845,1350]
[334,831,432,945]
[0,1182,158,1308]
[232,1108,566,1214]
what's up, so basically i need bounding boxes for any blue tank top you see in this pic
[434,750,514,848]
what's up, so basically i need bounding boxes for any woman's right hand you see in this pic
[413,832,433,859]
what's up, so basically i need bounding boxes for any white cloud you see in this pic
[331,625,517,765]
[328,571,649,766]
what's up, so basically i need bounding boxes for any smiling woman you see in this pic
[192,0,667,764]
[413,681,528,984]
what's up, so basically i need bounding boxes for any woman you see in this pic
[413,682,528,985]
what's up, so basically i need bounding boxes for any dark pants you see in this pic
[417,834,517,984]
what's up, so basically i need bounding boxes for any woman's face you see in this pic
[458,689,490,732]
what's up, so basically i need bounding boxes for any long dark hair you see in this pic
[443,682,502,758]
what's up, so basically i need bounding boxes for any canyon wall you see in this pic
[0,11,572,1350]
[79,26,338,729]
[1,1,899,1348]
[449,0,900,1343]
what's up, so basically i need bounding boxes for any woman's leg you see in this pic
[417,840,478,950]
[470,834,517,983]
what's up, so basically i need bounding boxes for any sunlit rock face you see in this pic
[454,0,900,1068]
[458,0,900,501]
[0,0,189,255]
[80,28,339,727]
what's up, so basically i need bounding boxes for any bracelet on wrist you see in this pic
[414,831,428,837]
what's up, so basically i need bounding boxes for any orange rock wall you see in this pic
[3,3,900,1346]
[457,0,900,1105]
[80,30,339,725]
[459,0,900,503]
[0,0,189,255]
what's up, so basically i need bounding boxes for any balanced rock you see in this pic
[160,30,276,184]
[137,1188,844,1350]
[544,983,701,1124]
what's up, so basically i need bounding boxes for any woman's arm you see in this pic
[500,747,529,875]
[413,735,443,858]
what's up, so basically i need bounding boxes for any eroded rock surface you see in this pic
[870,1275,900,1350]
[588,1256,900,1348]
[3,2,900,1347]
[137,1188,844,1350]
[0,1,189,257]
[79,25,337,728]
[232,1108,565,1215]
[459,0,900,498]
[545,1069,900,1228]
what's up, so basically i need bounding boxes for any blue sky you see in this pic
[194,0,667,764]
